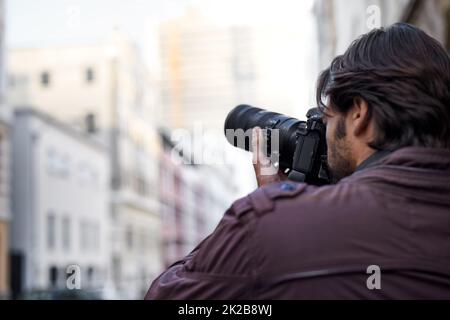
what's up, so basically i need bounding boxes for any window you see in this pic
[85,113,97,133]
[87,266,95,285]
[62,216,71,251]
[140,230,146,251]
[47,213,56,250]
[85,67,95,83]
[112,257,121,283]
[40,71,50,87]
[60,155,71,178]
[80,221,99,252]
[46,148,57,174]
[49,266,58,288]
[92,223,100,252]
[126,226,133,250]
[135,173,149,197]
[78,163,99,187]
[8,75,15,88]
[46,148,71,179]
[80,221,88,251]
[8,74,29,89]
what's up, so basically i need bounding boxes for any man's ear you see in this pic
[351,97,371,137]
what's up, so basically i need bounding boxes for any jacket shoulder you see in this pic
[231,182,310,219]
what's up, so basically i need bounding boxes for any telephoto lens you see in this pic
[224,105,329,185]
[224,105,305,170]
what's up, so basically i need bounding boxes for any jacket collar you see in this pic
[347,147,450,204]
[355,150,392,172]
[375,147,450,170]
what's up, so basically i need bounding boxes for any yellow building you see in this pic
[0,120,10,299]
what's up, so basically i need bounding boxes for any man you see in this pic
[146,23,450,299]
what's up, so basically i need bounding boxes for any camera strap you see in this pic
[355,150,392,172]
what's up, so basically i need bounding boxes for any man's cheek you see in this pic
[325,124,333,149]
[325,126,337,167]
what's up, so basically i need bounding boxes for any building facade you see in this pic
[10,109,109,298]
[158,131,237,266]
[158,8,314,129]
[0,0,10,299]
[7,35,163,298]
[313,0,450,71]
[403,0,450,50]
[0,119,10,299]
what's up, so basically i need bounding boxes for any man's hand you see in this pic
[252,127,288,188]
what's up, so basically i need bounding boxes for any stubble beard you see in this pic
[328,117,354,184]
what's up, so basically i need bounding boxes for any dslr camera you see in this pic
[224,105,330,185]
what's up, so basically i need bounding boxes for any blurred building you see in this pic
[0,119,9,299]
[314,0,450,71]
[7,35,163,299]
[403,0,450,50]
[158,131,237,266]
[158,10,255,130]
[0,0,10,300]
[158,8,313,129]
[158,9,301,263]
[158,8,314,230]
[10,109,109,297]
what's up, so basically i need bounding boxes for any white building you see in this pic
[10,108,110,297]
[7,35,163,299]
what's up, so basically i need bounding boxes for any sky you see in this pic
[6,0,188,48]
[6,0,314,49]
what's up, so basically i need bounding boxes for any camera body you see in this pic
[224,105,330,185]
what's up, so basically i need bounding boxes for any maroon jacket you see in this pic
[146,147,450,299]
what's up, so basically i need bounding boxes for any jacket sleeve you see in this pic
[145,196,257,300]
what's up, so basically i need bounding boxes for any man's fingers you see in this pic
[251,127,285,186]
[252,127,258,163]
[252,127,262,164]
[252,127,272,168]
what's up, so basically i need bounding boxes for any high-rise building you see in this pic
[158,8,314,130]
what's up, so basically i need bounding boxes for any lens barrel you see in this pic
[224,105,305,169]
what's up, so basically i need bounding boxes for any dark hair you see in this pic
[317,23,450,150]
